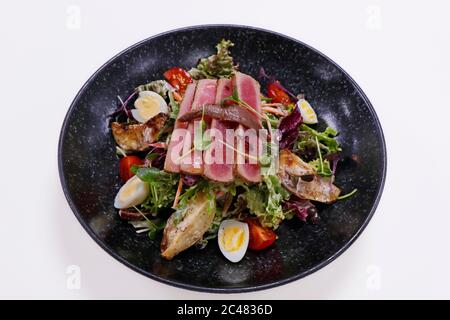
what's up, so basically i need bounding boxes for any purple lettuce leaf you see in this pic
[284,197,318,223]
[110,91,137,119]
[278,106,302,150]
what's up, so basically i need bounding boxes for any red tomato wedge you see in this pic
[267,82,291,105]
[119,156,144,182]
[246,218,277,250]
[164,67,193,95]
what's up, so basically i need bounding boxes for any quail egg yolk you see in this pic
[221,226,245,252]
[135,96,160,119]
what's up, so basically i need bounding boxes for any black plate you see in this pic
[58,25,386,293]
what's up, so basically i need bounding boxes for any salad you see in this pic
[110,40,356,262]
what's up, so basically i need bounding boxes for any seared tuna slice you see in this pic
[180,79,217,175]
[232,72,262,182]
[203,78,235,182]
[164,83,197,173]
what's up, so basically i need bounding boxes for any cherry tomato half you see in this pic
[267,82,291,105]
[246,218,277,250]
[164,67,193,95]
[119,156,144,182]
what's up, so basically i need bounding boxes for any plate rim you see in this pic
[58,24,387,293]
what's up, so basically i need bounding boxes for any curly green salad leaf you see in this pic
[136,80,173,98]
[309,158,333,177]
[297,124,341,156]
[189,39,236,79]
[132,167,179,213]
[241,175,291,229]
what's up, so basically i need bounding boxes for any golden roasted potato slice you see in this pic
[161,191,215,260]
[111,112,168,152]
[278,149,340,203]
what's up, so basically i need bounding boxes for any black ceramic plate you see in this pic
[59,25,386,293]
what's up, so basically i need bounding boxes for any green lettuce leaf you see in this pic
[309,158,333,177]
[241,175,290,229]
[136,80,173,98]
[189,39,236,79]
[133,167,179,214]
[298,124,341,156]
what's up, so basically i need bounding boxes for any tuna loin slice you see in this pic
[203,78,234,182]
[164,83,196,173]
[180,79,217,175]
[232,72,262,183]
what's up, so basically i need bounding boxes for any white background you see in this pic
[0,0,449,299]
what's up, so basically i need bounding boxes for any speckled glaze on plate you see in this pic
[58,25,386,293]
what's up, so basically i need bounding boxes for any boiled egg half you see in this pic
[132,91,168,123]
[297,98,318,124]
[114,175,149,209]
[218,219,249,263]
